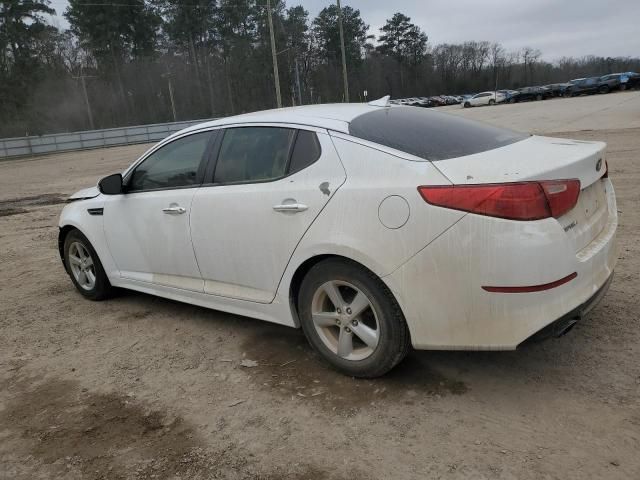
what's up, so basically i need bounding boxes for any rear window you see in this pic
[348,107,528,161]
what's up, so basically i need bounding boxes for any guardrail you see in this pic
[0,119,213,159]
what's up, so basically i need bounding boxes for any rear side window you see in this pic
[348,107,528,161]
[214,127,296,184]
[289,130,322,174]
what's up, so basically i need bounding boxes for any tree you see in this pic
[65,0,160,122]
[283,5,310,103]
[65,0,160,69]
[158,0,219,114]
[0,0,56,134]
[1,0,54,63]
[213,0,260,113]
[377,13,427,66]
[520,46,541,85]
[312,4,369,65]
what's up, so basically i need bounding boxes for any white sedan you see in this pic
[463,91,506,107]
[59,101,617,377]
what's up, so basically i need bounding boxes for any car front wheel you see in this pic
[63,229,113,300]
[298,259,411,378]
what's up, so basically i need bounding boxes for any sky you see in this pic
[45,0,640,61]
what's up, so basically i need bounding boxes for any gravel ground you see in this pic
[1,94,639,479]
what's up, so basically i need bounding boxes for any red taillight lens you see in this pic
[418,179,580,221]
[539,180,581,217]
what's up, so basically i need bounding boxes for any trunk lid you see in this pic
[433,135,609,252]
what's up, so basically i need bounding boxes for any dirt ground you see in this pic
[1,95,639,479]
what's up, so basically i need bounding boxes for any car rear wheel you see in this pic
[64,229,113,300]
[488,99,496,106]
[599,85,610,94]
[463,102,471,108]
[298,259,411,378]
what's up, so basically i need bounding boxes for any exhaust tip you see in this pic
[555,319,578,337]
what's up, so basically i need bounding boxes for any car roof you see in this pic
[174,103,389,138]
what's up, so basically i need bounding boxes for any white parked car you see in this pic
[463,91,506,107]
[59,102,617,377]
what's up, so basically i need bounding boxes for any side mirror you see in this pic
[98,173,123,195]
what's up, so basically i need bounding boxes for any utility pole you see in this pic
[336,0,350,102]
[266,0,282,108]
[294,57,302,105]
[161,72,177,122]
[73,71,96,130]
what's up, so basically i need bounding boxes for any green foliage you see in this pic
[312,4,369,65]
[377,12,427,66]
[65,0,160,67]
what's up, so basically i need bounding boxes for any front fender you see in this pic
[58,198,119,279]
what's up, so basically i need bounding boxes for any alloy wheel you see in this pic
[311,280,380,361]
[68,241,96,291]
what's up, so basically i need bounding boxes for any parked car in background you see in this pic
[544,83,572,97]
[564,77,600,97]
[429,96,448,107]
[513,86,551,102]
[404,97,424,106]
[599,72,640,93]
[463,91,506,107]
[390,97,432,107]
[625,72,640,89]
[440,95,459,105]
[499,90,520,103]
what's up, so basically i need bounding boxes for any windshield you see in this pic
[348,107,528,161]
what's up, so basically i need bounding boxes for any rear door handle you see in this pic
[273,203,308,213]
[162,206,186,215]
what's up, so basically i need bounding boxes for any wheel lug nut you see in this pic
[336,308,342,314]
[351,319,358,326]
[346,327,351,333]
[336,319,341,326]
[346,308,352,315]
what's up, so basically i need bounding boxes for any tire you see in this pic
[599,85,610,94]
[488,99,495,106]
[536,94,542,101]
[63,229,113,301]
[297,259,411,378]
[620,84,627,91]
[463,102,471,108]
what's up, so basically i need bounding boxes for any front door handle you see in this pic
[273,203,308,213]
[162,206,186,215]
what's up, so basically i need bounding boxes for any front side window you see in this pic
[128,132,211,191]
[214,127,297,184]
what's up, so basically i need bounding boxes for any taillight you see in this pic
[418,179,580,221]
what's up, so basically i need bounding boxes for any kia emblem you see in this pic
[596,158,602,171]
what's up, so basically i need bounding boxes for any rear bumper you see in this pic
[522,271,613,343]
[383,180,618,350]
